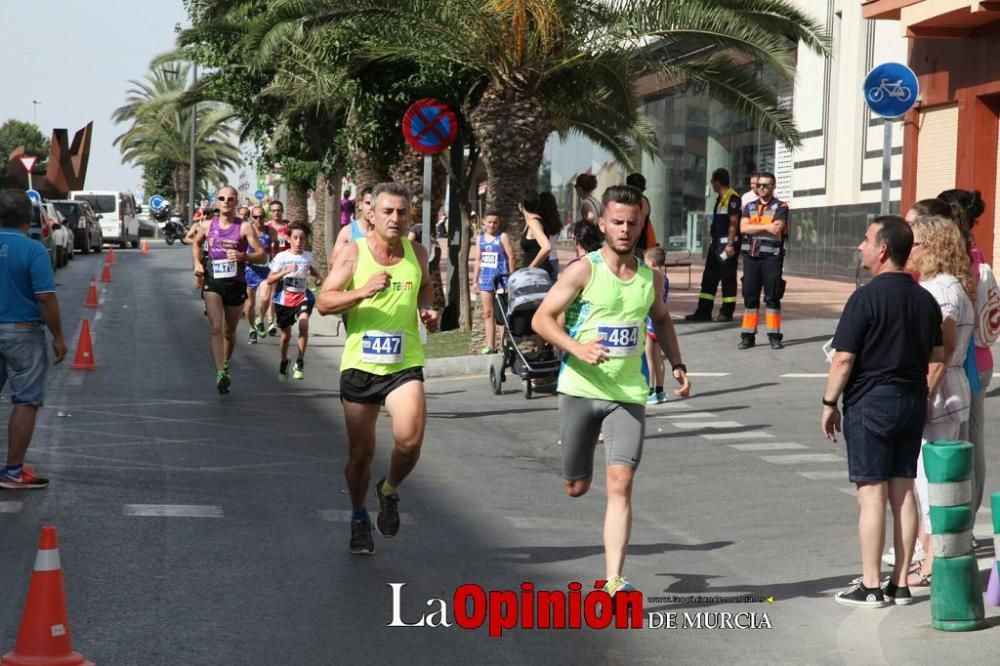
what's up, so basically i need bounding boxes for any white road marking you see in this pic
[124,504,224,518]
[729,442,807,452]
[319,510,416,524]
[761,453,842,464]
[659,412,720,420]
[779,373,827,378]
[685,372,731,377]
[0,501,24,514]
[798,470,847,480]
[502,516,592,530]
[670,420,744,430]
[838,487,858,497]
[701,431,774,441]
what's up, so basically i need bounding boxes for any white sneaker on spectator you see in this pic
[881,541,926,567]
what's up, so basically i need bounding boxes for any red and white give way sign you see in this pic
[18,156,37,172]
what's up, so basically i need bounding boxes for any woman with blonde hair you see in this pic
[905,212,976,589]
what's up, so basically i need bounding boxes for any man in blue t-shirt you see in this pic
[0,189,67,490]
[821,215,943,609]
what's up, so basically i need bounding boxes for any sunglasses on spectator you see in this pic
[756,183,773,189]
[218,195,237,202]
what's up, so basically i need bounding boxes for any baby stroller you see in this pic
[488,268,561,399]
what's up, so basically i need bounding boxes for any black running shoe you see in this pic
[835,582,888,608]
[883,582,913,605]
[350,519,375,555]
[375,477,401,538]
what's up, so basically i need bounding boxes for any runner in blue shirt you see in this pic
[473,211,515,354]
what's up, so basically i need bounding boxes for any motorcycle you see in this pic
[163,216,186,245]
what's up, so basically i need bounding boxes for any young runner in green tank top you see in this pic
[318,182,440,556]
[533,185,692,596]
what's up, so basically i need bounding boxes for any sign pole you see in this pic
[422,155,433,253]
[880,118,893,216]
[27,171,32,193]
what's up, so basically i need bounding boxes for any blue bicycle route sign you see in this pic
[863,62,919,118]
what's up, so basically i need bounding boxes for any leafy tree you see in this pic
[112,64,242,221]
[0,119,50,165]
[141,155,178,203]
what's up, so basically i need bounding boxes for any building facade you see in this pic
[865,0,1000,268]
[540,0,912,280]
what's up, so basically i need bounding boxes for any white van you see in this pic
[69,190,141,249]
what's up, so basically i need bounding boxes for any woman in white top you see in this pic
[906,211,976,587]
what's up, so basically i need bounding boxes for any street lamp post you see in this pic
[32,100,41,124]
[188,64,197,224]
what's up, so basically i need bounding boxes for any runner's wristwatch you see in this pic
[822,397,838,407]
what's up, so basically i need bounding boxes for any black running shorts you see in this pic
[340,367,424,405]
[276,300,314,330]
[203,277,247,308]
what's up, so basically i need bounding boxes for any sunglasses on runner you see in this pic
[252,214,264,219]
[755,183,773,190]
[218,195,237,202]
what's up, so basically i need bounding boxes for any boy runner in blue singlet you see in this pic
[472,211,515,354]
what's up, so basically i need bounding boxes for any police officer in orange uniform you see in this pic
[738,171,788,350]
[686,168,741,322]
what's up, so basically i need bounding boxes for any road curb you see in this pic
[424,353,492,378]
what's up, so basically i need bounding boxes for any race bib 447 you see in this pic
[361,330,404,364]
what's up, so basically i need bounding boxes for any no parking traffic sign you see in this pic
[402,99,458,155]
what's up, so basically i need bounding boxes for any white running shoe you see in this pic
[881,541,926,567]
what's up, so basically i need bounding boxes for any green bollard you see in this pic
[924,440,985,631]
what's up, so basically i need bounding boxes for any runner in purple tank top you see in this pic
[189,185,267,394]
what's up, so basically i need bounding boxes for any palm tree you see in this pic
[112,64,242,219]
[281,0,828,260]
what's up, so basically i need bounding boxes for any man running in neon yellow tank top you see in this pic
[533,185,692,595]
[317,182,439,555]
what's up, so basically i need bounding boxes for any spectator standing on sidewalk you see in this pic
[340,190,356,228]
[576,174,601,224]
[738,172,788,350]
[0,189,68,490]
[740,173,760,210]
[822,215,943,608]
[905,211,975,588]
[936,190,994,516]
[686,168,741,322]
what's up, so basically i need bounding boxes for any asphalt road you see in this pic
[3,242,1000,664]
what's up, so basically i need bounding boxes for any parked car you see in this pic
[45,202,74,268]
[29,200,56,269]
[50,200,104,255]
[69,190,141,249]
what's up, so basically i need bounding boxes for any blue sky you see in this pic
[0,1,246,199]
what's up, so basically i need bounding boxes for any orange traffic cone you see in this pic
[83,277,100,309]
[106,245,116,265]
[1,526,94,666]
[141,239,149,255]
[100,263,112,283]
[69,320,98,371]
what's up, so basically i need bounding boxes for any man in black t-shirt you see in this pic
[821,216,944,609]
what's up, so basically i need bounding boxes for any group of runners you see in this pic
[184,181,690,598]
[186,188,319,392]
